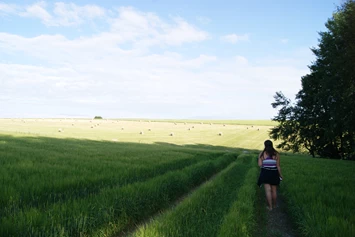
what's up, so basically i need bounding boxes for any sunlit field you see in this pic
[0,118,354,237]
[0,118,273,150]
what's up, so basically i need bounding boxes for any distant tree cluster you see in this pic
[270,0,355,159]
[94,116,103,119]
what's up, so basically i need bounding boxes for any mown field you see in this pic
[0,118,354,237]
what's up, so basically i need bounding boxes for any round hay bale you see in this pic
[192,126,195,128]
[58,128,62,132]
[170,132,174,136]
[140,131,144,135]
[223,124,226,126]
[148,128,151,131]
[121,127,124,130]
[218,132,223,136]
[72,123,74,126]
[91,126,94,128]
[188,128,191,130]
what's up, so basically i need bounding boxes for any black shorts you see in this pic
[257,168,280,186]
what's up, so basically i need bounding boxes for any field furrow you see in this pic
[130,154,255,237]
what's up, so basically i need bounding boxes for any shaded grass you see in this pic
[217,163,259,237]
[280,155,355,237]
[131,154,255,237]
[0,140,237,236]
[0,135,227,218]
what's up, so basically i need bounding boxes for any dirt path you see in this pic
[256,186,299,237]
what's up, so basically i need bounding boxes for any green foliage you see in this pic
[270,0,355,159]
[94,116,103,119]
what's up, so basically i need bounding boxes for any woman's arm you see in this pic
[276,153,282,178]
[258,152,263,167]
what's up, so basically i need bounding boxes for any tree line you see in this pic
[270,0,355,159]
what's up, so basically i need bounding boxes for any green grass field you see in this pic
[0,118,354,237]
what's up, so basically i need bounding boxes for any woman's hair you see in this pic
[263,140,277,157]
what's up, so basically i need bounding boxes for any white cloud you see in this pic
[0,3,309,119]
[2,1,106,26]
[0,2,18,15]
[221,33,249,44]
[52,2,105,26]
[110,8,208,46]
[20,1,53,25]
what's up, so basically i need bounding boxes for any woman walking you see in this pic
[257,140,283,211]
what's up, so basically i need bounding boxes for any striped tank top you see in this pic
[262,156,277,170]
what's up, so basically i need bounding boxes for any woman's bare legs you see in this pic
[271,185,278,208]
[264,184,272,210]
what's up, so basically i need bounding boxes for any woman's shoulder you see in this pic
[258,151,264,159]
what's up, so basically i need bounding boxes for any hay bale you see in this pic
[91,126,94,128]
[192,126,195,128]
[218,132,223,136]
[72,124,74,126]
[140,131,144,135]
[223,124,226,126]
[121,127,124,130]
[58,128,62,132]
[148,128,151,131]
[170,132,174,136]
[188,128,191,130]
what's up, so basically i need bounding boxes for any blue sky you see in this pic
[0,0,341,119]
